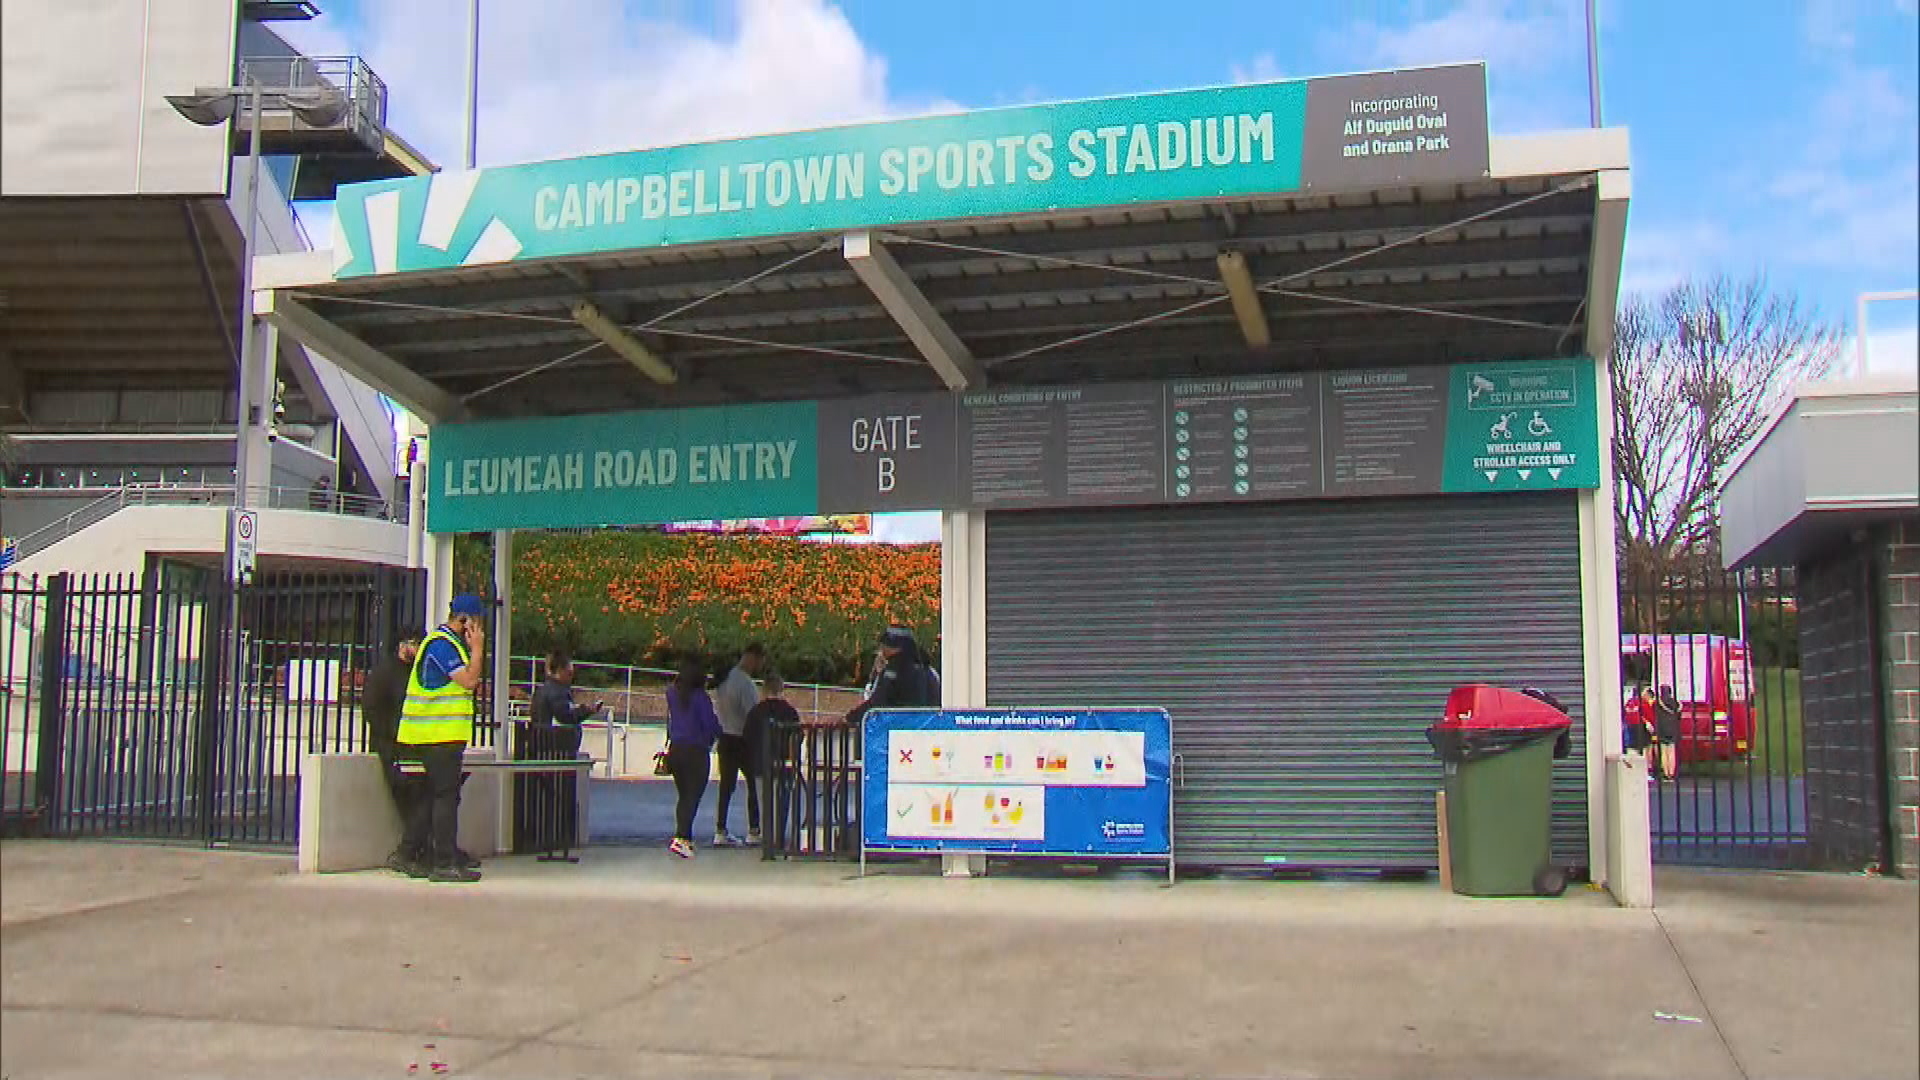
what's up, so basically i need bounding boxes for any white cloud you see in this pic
[1322,0,1590,133]
[871,512,942,545]
[1801,0,1864,52]
[1858,324,1920,374]
[1231,52,1284,85]
[279,0,953,171]
[1620,221,1731,298]
[1798,0,1919,50]
[1848,292,1920,375]
[1764,64,1920,274]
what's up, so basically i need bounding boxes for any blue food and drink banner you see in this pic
[862,708,1172,857]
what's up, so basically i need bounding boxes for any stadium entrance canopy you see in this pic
[254,63,1626,427]
[253,60,1646,901]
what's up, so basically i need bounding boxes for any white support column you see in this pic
[239,321,281,503]
[939,508,989,877]
[427,533,454,637]
[1581,167,1649,908]
[491,530,514,746]
[491,530,515,853]
[406,458,427,569]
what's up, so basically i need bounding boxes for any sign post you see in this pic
[862,707,1175,882]
[230,508,258,583]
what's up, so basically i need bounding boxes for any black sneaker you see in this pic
[453,847,481,870]
[385,851,416,875]
[428,864,482,883]
[405,859,431,880]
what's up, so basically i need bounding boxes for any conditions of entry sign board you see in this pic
[330,65,1488,278]
[425,356,1598,533]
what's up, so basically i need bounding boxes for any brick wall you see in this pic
[1881,519,1920,879]
[1799,547,1883,870]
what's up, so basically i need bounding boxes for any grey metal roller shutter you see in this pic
[986,493,1589,873]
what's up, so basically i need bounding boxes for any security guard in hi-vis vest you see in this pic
[398,594,490,882]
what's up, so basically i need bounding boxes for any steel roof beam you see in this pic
[321,192,1592,317]
[256,289,463,424]
[366,267,1587,360]
[843,231,986,390]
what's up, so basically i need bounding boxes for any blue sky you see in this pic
[286,0,1917,541]
[288,0,1919,358]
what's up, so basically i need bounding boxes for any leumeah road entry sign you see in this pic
[425,357,1598,532]
[862,708,1173,858]
[329,65,1487,278]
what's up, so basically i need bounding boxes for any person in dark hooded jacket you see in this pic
[846,626,937,724]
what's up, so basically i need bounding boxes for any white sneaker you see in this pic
[713,831,743,847]
[747,828,763,844]
[669,838,694,859]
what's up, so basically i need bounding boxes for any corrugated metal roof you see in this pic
[281,176,1600,416]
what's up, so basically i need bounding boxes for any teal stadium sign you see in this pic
[330,64,1489,278]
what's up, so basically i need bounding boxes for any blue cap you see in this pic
[450,594,488,617]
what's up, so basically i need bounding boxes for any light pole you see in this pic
[1855,289,1920,377]
[168,78,346,799]
[166,79,346,563]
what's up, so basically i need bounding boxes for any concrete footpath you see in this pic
[1,841,1915,1079]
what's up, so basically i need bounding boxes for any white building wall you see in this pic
[1,0,238,196]
[11,504,408,578]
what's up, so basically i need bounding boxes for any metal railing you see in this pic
[762,721,861,860]
[503,655,862,779]
[8,484,406,565]
[237,54,388,147]
[1621,561,1813,870]
[3,566,427,846]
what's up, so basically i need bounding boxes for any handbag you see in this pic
[653,742,672,777]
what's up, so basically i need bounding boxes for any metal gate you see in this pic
[1620,560,1818,869]
[985,494,1590,874]
[1,566,426,846]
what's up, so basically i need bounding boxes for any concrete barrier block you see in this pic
[299,752,505,874]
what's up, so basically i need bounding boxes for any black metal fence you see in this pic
[1619,560,1811,868]
[2,566,427,847]
[761,721,861,860]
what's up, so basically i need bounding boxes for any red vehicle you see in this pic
[1620,634,1754,763]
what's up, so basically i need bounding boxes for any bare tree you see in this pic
[1612,275,1843,589]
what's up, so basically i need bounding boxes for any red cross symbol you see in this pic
[898,749,914,764]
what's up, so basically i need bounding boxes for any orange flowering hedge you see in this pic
[457,531,939,685]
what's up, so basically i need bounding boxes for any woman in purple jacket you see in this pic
[664,657,723,858]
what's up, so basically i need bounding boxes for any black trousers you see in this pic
[715,733,760,833]
[667,743,710,842]
[376,745,424,858]
[399,741,466,866]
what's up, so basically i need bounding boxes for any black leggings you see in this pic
[668,743,711,842]
[715,733,760,833]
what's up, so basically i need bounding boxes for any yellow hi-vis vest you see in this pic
[397,627,475,746]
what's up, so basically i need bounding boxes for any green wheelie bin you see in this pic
[1427,684,1573,898]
